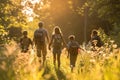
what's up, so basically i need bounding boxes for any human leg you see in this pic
[36,47,42,63]
[70,53,74,72]
[72,55,77,67]
[53,53,56,66]
[57,53,61,68]
[42,45,47,65]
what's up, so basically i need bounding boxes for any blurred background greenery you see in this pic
[0,0,120,45]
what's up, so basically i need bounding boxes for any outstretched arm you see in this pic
[76,42,85,52]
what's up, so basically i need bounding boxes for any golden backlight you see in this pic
[21,0,43,22]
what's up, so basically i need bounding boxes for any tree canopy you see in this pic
[0,0,120,44]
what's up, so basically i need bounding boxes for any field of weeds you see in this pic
[0,41,120,80]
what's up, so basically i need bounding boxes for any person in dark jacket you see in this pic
[90,30,103,47]
[20,31,33,53]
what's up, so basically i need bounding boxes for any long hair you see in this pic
[52,26,63,36]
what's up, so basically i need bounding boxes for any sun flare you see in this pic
[21,0,43,22]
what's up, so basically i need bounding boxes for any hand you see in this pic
[67,55,69,59]
[48,46,51,50]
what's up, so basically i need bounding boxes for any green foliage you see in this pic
[88,0,120,24]
[110,24,120,47]
[0,30,8,45]
[0,0,27,44]
[71,0,120,44]
[8,26,22,42]
[98,28,110,43]
[91,0,120,46]
[0,0,120,45]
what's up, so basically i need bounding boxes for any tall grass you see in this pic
[0,41,120,80]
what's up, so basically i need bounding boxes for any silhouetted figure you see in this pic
[34,21,49,65]
[20,31,33,53]
[67,35,79,72]
[49,26,66,69]
[90,30,103,48]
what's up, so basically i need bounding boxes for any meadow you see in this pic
[0,41,120,80]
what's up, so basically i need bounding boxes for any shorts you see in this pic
[36,44,47,57]
[53,47,62,54]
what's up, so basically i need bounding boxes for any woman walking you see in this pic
[48,26,66,69]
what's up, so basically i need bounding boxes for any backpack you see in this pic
[34,29,45,45]
[69,41,79,54]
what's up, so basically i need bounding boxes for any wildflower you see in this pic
[110,40,114,44]
[104,43,109,46]
[99,51,103,54]
[89,59,96,63]
[112,44,117,49]
[87,50,91,54]
[102,54,106,57]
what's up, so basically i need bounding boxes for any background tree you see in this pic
[62,0,120,44]
[0,0,27,44]
[1,0,120,45]
[86,0,120,45]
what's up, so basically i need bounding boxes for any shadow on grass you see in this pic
[42,64,56,80]
[42,65,67,80]
[55,68,67,80]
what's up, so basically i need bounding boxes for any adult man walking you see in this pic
[34,21,49,65]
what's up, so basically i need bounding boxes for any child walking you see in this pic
[20,31,33,53]
[67,35,79,72]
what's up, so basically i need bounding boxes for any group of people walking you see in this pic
[20,21,103,72]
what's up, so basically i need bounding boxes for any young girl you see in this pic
[49,26,66,69]
[67,35,79,72]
